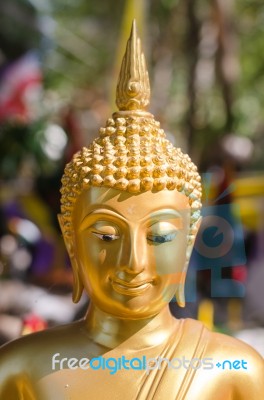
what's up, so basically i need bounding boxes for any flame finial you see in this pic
[116,20,150,112]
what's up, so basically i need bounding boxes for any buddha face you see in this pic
[62,186,199,319]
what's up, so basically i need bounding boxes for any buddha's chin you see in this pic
[93,294,168,320]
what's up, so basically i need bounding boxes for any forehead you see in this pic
[73,187,190,223]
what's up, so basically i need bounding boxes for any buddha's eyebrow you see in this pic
[80,208,183,230]
[141,209,182,223]
[80,208,126,230]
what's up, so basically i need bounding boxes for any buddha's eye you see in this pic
[147,221,180,244]
[92,232,120,242]
[147,232,177,244]
[91,222,119,242]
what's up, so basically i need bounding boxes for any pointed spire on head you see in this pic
[60,18,202,252]
[116,19,150,112]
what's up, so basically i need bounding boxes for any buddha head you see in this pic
[58,21,202,319]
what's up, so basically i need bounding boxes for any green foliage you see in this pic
[0,121,62,179]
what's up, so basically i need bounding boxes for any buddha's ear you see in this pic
[58,214,75,256]
[186,216,202,261]
[58,214,84,303]
[175,216,202,308]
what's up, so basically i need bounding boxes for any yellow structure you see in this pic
[0,20,263,400]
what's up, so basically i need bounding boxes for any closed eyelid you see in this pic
[88,223,120,243]
[80,220,119,235]
[147,231,178,244]
[91,221,118,231]
[92,232,120,241]
[148,220,183,232]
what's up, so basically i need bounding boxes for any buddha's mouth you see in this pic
[109,277,153,296]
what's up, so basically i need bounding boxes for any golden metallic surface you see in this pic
[116,19,150,111]
[0,20,264,400]
[62,187,194,311]
[60,20,202,242]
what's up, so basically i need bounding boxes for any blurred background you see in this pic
[0,0,263,354]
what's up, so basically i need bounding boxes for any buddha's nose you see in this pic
[120,229,147,274]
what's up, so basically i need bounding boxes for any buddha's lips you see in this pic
[109,277,153,295]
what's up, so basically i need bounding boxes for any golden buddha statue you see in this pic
[0,20,263,400]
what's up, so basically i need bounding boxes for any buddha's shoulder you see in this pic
[181,318,264,396]
[182,317,263,362]
[1,320,85,352]
[0,320,85,374]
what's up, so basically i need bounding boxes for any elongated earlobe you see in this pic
[71,260,84,303]
[175,264,187,308]
[175,285,185,308]
[176,216,202,308]
[58,214,84,303]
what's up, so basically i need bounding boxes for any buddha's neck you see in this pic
[84,304,178,350]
